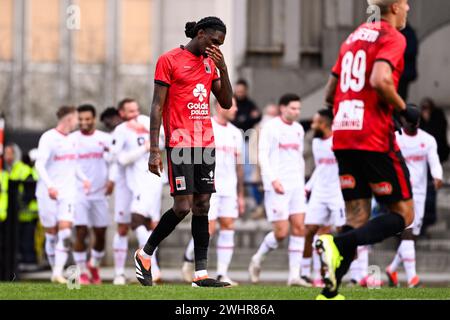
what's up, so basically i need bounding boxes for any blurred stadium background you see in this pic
[0,0,450,285]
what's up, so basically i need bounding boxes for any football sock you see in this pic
[136,225,150,248]
[216,230,235,277]
[288,236,304,279]
[334,213,405,257]
[400,240,416,282]
[53,228,71,277]
[143,209,184,256]
[113,233,128,276]
[253,231,279,264]
[90,249,105,268]
[184,238,195,262]
[73,251,87,273]
[192,215,210,272]
[388,250,402,273]
[45,233,56,268]
[300,257,312,278]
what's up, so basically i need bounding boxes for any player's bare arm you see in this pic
[209,45,233,109]
[236,162,245,215]
[148,83,168,176]
[370,61,406,112]
[324,75,338,109]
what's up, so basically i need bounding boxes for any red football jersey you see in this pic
[331,20,406,152]
[154,46,220,148]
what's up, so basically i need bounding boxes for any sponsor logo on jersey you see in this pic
[188,83,209,119]
[175,176,186,191]
[369,182,393,196]
[340,175,356,189]
[193,83,207,102]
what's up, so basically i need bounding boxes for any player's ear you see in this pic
[391,2,400,14]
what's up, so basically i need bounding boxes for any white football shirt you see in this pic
[259,116,305,191]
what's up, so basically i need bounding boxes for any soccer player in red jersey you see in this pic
[134,16,233,287]
[315,0,418,299]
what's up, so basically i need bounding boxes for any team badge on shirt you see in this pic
[204,61,211,74]
[175,176,186,191]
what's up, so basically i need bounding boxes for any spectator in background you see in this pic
[419,97,449,237]
[420,97,450,162]
[232,79,262,132]
[398,23,418,100]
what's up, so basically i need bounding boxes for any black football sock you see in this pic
[334,212,406,253]
[192,215,210,272]
[143,209,184,255]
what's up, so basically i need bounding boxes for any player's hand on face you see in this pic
[238,195,246,216]
[83,179,91,194]
[105,180,115,196]
[205,45,226,70]
[148,150,163,177]
[48,187,58,200]
[434,178,443,190]
[272,180,285,195]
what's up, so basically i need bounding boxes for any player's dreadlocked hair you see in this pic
[185,16,227,39]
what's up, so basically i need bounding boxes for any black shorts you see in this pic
[334,149,412,204]
[166,147,216,196]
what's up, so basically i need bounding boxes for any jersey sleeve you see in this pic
[258,124,276,184]
[375,33,406,70]
[154,54,173,87]
[427,136,444,181]
[35,133,54,188]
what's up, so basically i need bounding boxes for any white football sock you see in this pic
[135,225,150,248]
[358,246,369,279]
[389,245,403,273]
[400,240,416,282]
[312,236,321,279]
[253,231,279,264]
[53,228,71,277]
[288,236,304,280]
[184,238,195,261]
[44,233,56,268]
[90,249,105,268]
[194,269,208,279]
[300,257,312,278]
[216,230,235,277]
[73,251,87,273]
[113,233,128,276]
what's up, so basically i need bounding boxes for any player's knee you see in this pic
[131,214,146,230]
[75,226,88,240]
[192,200,210,216]
[220,221,234,230]
[274,229,288,241]
[173,205,191,219]
[291,224,306,237]
[117,224,129,236]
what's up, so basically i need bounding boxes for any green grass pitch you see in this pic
[0,283,449,300]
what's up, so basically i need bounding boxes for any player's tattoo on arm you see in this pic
[150,84,168,149]
[345,199,371,228]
